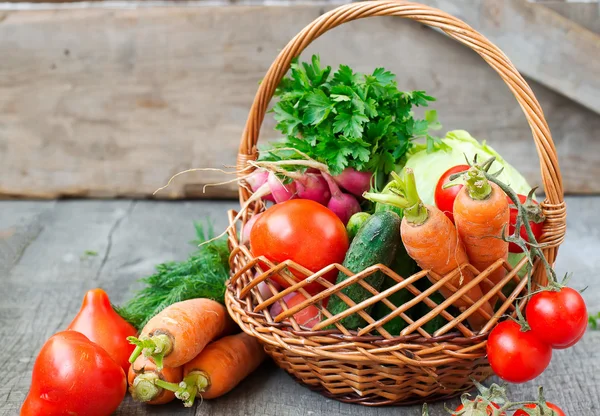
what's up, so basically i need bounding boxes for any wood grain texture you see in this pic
[0,197,599,415]
[0,3,599,200]
[539,1,600,34]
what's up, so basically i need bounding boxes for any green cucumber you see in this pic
[326,211,401,330]
[346,212,371,242]
[373,246,419,335]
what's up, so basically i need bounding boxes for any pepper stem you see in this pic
[130,373,161,403]
[127,333,172,370]
[464,167,492,200]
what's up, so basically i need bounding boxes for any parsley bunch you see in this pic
[261,55,440,183]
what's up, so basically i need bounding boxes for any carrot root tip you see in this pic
[131,373,161,403]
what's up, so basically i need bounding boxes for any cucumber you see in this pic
[326,211,401,330]
[373,245,419,335]
[346,212,371,242]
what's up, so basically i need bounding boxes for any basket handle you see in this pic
[237,1,566,262]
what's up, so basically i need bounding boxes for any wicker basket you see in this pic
[225,0,567,406]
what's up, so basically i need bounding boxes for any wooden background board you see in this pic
[1,198,599,415]
[0,3,599,199]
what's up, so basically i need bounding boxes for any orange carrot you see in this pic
[155,332,266,407]
[128,356,183,405]
[364,168,493,331]
[127,298,236,369]
[453,166,510,296]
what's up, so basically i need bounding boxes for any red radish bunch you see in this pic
[242,166,370,228]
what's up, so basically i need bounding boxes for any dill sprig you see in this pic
[115,221,230,330]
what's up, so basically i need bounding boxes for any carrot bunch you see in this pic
[364,163,510,331]
[126,298,266,406]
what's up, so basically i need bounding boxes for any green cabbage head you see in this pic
[398,129,534,206]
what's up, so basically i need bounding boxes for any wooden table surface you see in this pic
[1,198,599,416]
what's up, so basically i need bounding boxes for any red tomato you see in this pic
[455,400,504,415]
[514,402,565,416]
[434,165,470,223]
[21,331,127,416]
[508,194,545,253]
[67,288,138,372]
[250,199,349,294]
[487,320,552,383]
[526,287,588,349]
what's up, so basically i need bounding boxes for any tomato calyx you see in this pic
[450,381,507,415]
[421,381,562,416]
[508,188,545,225]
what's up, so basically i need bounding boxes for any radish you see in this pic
[333,168,373,198]
[267,172,297,203]
[322,173,361,225]
[295,173,331,206]
[241,213,262,245]
[268,293,297,318]
[256,278,281,301]
[246,170,275,202]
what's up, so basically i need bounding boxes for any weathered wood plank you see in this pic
[0,4,599,199]
[539,1,600,34]
[1,197,599,415]
[423,0,600,113]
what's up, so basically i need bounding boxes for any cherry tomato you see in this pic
[526,287,587,349]
[486,320,552,383]
[21,331,127,416]
[455,400,504,415]
[514,402,565,416]
[67,288,138,372]
[508,194,545,253]
[250,199,349,294]
[434,165,470,223]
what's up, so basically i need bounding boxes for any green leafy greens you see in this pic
[260,55,440,183]
[115,222,230,330]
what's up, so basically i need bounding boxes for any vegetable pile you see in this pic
[21,55,582,416]
[20,231,265,415]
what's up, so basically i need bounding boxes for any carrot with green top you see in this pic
[453,163,510,296]
[128,356,183,405]
[364,168,493,331]
[127,298,236,370]
[154,332,266,407]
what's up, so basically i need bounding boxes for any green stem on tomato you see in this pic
[127,334,172,370]
[130,373,162,403]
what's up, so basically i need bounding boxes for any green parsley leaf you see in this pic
[304,90,334,126]
[333,112,369,139]
[261,55,439,184]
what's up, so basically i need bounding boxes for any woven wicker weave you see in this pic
[225,0,567,406]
